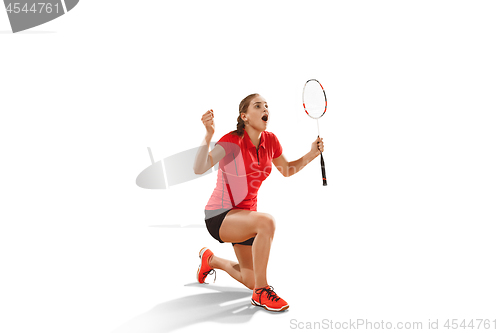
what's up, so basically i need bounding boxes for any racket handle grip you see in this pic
[320,152,327,186]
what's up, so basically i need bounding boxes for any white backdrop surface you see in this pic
[1,1,499,333]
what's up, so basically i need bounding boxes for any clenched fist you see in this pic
[201,109,215,136]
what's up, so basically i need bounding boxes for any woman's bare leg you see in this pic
[209,256,243,286]
[207,244,255,289]
[219,210,276,289]
[233,244,255,289]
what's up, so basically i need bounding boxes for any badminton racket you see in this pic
[302,79,328,186]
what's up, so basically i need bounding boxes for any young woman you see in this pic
[193,93,325,312]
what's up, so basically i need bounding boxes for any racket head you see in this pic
[302,79,327,119]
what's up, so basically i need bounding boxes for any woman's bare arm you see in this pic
[193,110,226,175]
[272,137,324,177]
[194,140,226,174]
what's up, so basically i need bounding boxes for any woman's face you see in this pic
[241,95,269,132]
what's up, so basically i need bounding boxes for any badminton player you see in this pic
[193,94,325,312]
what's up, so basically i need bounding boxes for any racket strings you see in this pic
[303,79,327,119]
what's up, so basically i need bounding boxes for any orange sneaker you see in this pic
[197,247,216,284]
[251,286,289,312]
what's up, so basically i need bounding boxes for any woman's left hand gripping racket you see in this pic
[302,79,328,186]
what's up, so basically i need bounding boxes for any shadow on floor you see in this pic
[111,283,274,332]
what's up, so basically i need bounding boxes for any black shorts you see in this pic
[205,209,255,246]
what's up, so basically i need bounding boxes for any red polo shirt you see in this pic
[205,129,283,212]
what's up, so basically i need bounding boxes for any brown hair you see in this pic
[232,93,259,137]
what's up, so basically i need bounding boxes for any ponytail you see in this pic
[235,114,246,137]
[232,93,259,137]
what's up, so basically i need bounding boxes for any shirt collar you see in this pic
[243,129,266,149]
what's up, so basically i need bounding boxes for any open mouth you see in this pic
[262,115,268,122]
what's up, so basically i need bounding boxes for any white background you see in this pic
[1,1,499,332]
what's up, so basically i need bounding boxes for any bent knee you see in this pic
[257,213,276,234]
